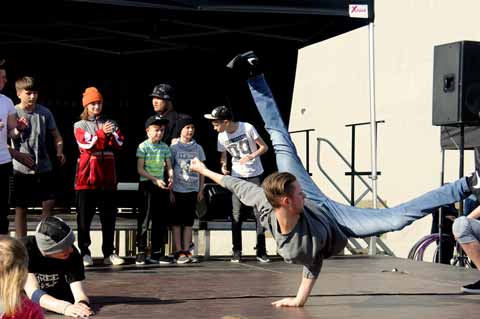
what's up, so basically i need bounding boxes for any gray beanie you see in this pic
[35,216,75,255]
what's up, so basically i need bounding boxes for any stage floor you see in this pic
[46,255,480,318]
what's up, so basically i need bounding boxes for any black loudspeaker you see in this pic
[432,41,480,126]
[204,183,232,220]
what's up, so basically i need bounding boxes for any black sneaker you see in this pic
[256,255,271,263]
[135,252,146,265]
[467,171,480,198]
[226,51,261,79]
[149,252,174,264]
[230,251,242,263]
[462,279,480,293]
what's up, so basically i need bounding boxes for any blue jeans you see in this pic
[248,75,470,238]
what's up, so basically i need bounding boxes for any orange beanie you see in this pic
[82,87,103,107]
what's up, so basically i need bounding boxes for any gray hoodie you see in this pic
[221,175,348,278]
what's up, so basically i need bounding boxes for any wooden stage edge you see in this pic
[47,256,480,319]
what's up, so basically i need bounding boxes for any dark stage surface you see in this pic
[46,256,479,318]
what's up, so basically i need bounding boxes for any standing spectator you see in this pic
[149,84,191,255]
[170,117,206,263]
[10,76,65,238]
[204,105,270,263]
[149,83,189,145]
[0,235,44,319]
[0,59,16,235]
[135,115,174,265]
[23,216,94,317]
[73,87,124,267]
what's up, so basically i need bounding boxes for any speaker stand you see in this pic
[439,124,466,265]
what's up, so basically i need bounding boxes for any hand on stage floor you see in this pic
[64,302,95,317]
[271,297,304,308]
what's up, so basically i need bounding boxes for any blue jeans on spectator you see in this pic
[248,74,470,238]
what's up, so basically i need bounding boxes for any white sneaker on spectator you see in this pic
[83,255,94,267]
[104,253,125,266]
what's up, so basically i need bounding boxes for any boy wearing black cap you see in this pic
[23,216,94,317]
[170,117,206,263]
[204,106,270,263]
[135,115,174,265]
[150,83,189,145]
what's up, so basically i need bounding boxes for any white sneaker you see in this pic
[104,253,125,266]
[83,255,94,267]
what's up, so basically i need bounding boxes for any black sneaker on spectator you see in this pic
[230,251,242,263]
[256,255,271,263]
[149,252,174,265]
[468,171,480,198]
[226,51,261,79]
[135,252,146,265]
[462,280,480,293]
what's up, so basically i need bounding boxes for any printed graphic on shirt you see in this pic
[36,273,60,289]
[225,134,252,160]
[176,151,199,187]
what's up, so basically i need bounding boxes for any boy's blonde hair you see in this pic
[15,76,38,92]
[0,235,29,316]
[262,172,297,208]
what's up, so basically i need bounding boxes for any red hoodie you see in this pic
[73,118,124,190]
[1,296,44,319]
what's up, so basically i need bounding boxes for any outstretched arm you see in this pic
[24,274,93,317]
[190,157,224,185]
[468,204,480,219]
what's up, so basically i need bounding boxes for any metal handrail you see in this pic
[316,137,388,208]
[289,128,315,175]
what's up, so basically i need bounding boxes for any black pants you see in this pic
[136,181,170,254]
[231,175,267,256]
[76,189,117,258]
[0,162,12,234]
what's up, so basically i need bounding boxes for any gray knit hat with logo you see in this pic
[35,216,75,255]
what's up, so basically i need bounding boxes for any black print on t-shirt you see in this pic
[226,135,252,160]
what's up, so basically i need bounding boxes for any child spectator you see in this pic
[10,76,65,238]
[0,59,17,235]
[204,105,270,263]
[0,235,44,319]
[73,87,124,267]
[23,216,94,317]
[170,117,205,263]
[135,115,174,265]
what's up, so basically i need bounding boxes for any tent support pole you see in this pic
[368,21,378,255]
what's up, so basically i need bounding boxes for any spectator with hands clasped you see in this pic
[135,115,175,265]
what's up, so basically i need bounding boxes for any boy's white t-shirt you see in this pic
[0,94,15,164]
[217,121,264,178]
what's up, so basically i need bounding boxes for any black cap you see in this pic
[145,115,169,128]
[177,116,194,132]
[204,105,233,121]
[150,83,175,100]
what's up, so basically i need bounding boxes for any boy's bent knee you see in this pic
[452,216,472,242]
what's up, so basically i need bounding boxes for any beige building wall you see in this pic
[291,1,480,258]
